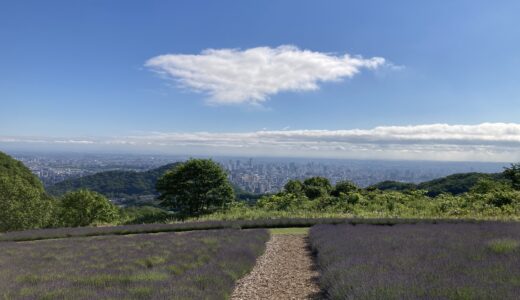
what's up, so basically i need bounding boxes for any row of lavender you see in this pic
[0,228,269,299]
[309,222,520,299]
[0,217,489,242]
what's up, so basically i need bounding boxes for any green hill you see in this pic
[47,163,179,199]
[369,180,417,192]
[370,172,505,196]
[0,151,54,231]
[0,151,45,193]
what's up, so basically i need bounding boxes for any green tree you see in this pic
[0,152,55,231]
[331,180,359,196]
[59,189,119,227]
[156,159,235,217]
[0,175,55,231]
[504,163,520,190]
[284,179,304,195]
[303,177,332,199]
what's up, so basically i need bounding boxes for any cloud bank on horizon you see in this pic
[2,123,520,162]
[145,45,385,105]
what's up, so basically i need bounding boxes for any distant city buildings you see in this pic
[13,152,506,194]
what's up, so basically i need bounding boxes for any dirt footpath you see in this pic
[230,234,322,300]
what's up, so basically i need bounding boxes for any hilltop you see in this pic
[370,172,506,196]
[47,163,179,204]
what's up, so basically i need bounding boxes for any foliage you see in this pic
[157,159,235,217]
[331,180,358,196]
[370,172,505,196]
[0,152,55,232]
[284,179,304,195]
[222,181,520,221]
[120,206,174,224]
[0,229,268,299]
[0,151,45,192]
[310,223,520,299]
[417,172,504,196]
[368,180,417,191]
[257,193,307,211]
[504,163,520,190]
[47,163,179,198]
[487,238,519,254]
[58,189,120,227]
[0,175,56,232]
[303,176,332,199]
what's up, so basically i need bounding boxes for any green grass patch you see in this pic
[269,227,309,235]
[487,238,520,254]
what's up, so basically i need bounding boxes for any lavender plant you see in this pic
[0,228,268,299]
[0,217,481,242]
[310,222,520,299]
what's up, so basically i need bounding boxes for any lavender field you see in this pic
[310,222,520,300]
[0,228,268,299]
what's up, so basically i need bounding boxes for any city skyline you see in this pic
[13,151,507,194]
[1,1,519,162]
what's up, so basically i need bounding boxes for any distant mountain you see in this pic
[370,172,505,196]
[47,163,179,198]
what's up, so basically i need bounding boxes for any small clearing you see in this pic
[231,232,321,300]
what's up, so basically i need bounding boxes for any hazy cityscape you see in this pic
[11,151,507,194]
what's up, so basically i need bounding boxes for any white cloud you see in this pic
[2,123,520,162]
[145,45,385,105]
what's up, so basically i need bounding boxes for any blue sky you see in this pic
[1,1,519,161]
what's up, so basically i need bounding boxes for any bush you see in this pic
[59,189,119,227]
[257,193,308,211]
[331,180,358,197]
[283,179,304,195]
[121,206,174,224]
[0,175,55,231]
[303,177,332,199]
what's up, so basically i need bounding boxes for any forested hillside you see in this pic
[47,163,179,198]
[370,172,505,196]
[0,151,55,231]
[0,152,46,193]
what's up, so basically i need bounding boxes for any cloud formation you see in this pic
[145,45,385,104]
[2,123,520,162]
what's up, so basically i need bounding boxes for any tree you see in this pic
[0,152,55,232]
[303,177,332,199]
[0,175,55,231]
[59,189,119,227]
[156,159,235,217]
[331,180,359,196]
[284,179,304,195]
[504,163,520,190]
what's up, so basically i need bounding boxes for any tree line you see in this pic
[1,150,520,232]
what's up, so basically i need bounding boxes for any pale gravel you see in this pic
[230,234,322,300]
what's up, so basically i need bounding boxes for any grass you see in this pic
[0,228,269,299]
[310,222,520,300]
[487,238,520,254]
[269,227,309,235]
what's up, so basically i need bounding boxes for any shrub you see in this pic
[303,177,332,199]
[59,189,119,227]
[331,180,358,197]
[0,175,55,231]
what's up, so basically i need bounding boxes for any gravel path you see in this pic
[230,234,322,300]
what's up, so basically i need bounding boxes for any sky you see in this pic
[1,0,519,161]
